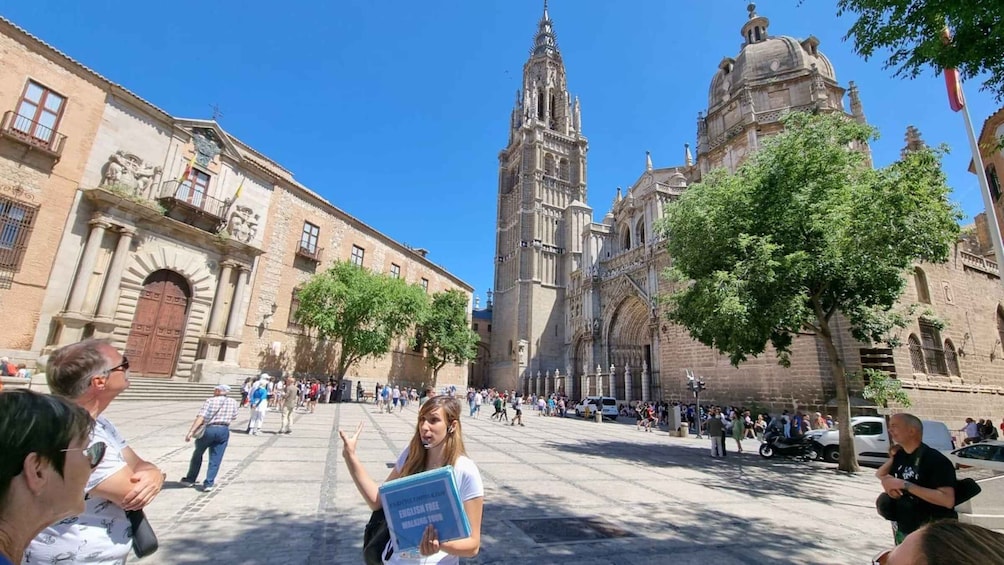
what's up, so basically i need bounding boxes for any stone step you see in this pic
[4,376,241,402]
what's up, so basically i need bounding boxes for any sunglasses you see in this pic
[871,548,891,565]
[107,357,130,374]
[61,441,107,469]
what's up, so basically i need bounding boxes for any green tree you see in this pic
[416,289,478,389]
[834,0,1004,100]
[656,112,960,472]
[859,369,912,410]
[294,261,429,388]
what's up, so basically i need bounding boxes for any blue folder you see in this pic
[379,465,472,555]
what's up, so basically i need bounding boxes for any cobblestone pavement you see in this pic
[107,400,895,564]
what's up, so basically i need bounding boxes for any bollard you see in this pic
[679,423,689,438]
[595,409,603,424]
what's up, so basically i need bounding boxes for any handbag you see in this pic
[192,403,224,440]
[126,509,159,558]
[362,508,393,565]
[954,477,982,506]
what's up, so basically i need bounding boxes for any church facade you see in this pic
[489,5,1004,424]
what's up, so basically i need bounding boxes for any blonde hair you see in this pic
[398,396,466,478]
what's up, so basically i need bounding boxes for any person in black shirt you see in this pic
[876,413,956,541]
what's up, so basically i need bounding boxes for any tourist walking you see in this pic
[28,339,166,564]
[248,374,270,435]
[182,384,239,492]
[511,394,524,427]
[731,410,746,453]
[339,395,484,563]
[706,409,725,457]
[279,375,298,434]
[0,389,99,565]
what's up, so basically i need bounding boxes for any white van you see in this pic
[808,416,954,465]
[573,396,619,420]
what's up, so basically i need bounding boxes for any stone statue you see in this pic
[518,340,528,366]
[100,150,161,196]
[226,205,259,243]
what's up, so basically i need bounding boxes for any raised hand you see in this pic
[339,421,364,458]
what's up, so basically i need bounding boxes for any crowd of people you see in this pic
[960,417,1002,444]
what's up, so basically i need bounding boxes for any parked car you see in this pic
[573,396,619,420]
[946,441,1004,473]
[808,416,954,465]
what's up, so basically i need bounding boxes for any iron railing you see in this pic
[1,111,66,158]
[296,242,323,262]
[157,180,228,220]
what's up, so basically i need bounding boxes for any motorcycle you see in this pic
[758,428,818,460]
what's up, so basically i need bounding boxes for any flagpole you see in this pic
[960,97,1004,288]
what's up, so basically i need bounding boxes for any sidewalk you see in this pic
[103,400,892,564]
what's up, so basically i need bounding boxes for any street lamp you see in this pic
[686,370,707,439]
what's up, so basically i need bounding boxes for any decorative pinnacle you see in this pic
[747,3,757,19]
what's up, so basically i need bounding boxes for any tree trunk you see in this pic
[814,306,859,473]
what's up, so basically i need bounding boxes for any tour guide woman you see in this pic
[340,395,484,564]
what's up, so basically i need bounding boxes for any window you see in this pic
[908,334,925,373]
[14,81,65,143]
[300,222,319,254]
[420,278,429,292]
[944,339,961,377]
[487,324,492,333]
[0,198,37,270]
[914,267,931,304]
[853,421,883,436]
[544,154,555,177]
[987,165,1001,203]
[919,321,948,375]
[179,169,210,209]
[473,323,479,332]
[351,245,365,267]
[287,288,303,332]
[390,263,400,278]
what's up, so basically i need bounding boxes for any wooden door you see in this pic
[126,270,190,377]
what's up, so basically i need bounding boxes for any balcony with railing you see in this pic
[600,245,646,278]
[156,180,229,233]
[1,111,66,159]
[959,250,999,276]
[296,242,323,262]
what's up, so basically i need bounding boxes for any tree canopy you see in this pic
[834,0,1004,100]
[294,261,429,383]
[416,289,478,388]
[656,112,960,471]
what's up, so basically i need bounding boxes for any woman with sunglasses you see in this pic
[340,395,484,564]
[0,389,101,565]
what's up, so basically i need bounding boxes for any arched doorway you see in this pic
[607,296,651,401]
[125,270,191,377]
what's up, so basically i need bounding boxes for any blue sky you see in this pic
[4,0,1000,302]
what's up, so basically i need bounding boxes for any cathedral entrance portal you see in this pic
[607,296,651,401]
[125,270,191,377]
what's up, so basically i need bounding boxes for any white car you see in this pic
[809,416,954,465]
[573,396,619,420]
[946,441,1004,474]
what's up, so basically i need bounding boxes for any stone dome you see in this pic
[707,5,836,108]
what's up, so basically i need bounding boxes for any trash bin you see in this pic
[595,410,603,424]
[679,423,689,438]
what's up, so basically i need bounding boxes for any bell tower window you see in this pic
[537,89,545,120]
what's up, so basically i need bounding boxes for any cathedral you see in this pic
[487,3,1004,423]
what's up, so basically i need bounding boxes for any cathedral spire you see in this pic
[646,151,653,171]
[532,0,560,58]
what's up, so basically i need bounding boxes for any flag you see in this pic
[942,26,965,112]
[176,153,196,184]
[233,179,244,200]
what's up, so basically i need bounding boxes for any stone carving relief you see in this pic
[100,151,161,195]
[225,205,259,244]
[192,129,222,167]
[518,339,528,366]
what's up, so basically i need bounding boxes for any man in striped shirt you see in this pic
[182,384,239,492]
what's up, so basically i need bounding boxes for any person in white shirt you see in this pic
[340,396,484,564]
[27,339,166,564]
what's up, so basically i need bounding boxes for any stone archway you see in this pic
[126,270,191,377]
[572,337,590,400]
[607,296,651,401]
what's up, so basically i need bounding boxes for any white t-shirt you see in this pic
[26,416,132,565]
[384,449,484,565]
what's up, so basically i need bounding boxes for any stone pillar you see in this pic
[225,266,249,339]
[65,219,111,314]
[206,261,235,337]
[624,364,632,404]
[94,227,136,322]
[544,370,552,396]
[641,361,650,402]
[536,370,542,397]
[609,364,615,397]
[595,364,603,396]
[579,372,587,399]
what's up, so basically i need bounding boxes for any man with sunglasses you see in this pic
[27,339,166,564]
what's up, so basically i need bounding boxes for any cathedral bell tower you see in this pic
[490,1,588,393]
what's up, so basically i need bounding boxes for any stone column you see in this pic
[641,361,650,402]
[579,372,587,399]
[535,370,542,397]
[624,364,632,404]
[225,266,250,339]
[206,261,235,337]
[595,364,603,396]
[544,370,551,396]
[65,219,111,314]
[609,364,615,397]
[95,227,136,321]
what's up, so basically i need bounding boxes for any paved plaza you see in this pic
[100,399,904,564]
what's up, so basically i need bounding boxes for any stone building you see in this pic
[489,4,1004,424]
[0,16,472,390]
[468,294,492,390]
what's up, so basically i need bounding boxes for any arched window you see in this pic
[987,165,1001,202]
[544,154,555,177]
[288,287,303,332]
[537,89,545,120]
[944,339,961,377]
[621,227,631,250]
[919,320,948,375]
[914,267,931,304]
[635,218,646,246]
[908,334,925,373]
[559,158,569,181]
